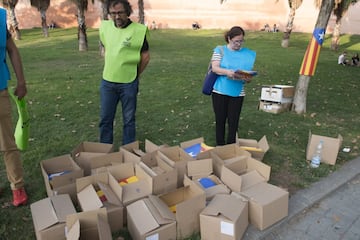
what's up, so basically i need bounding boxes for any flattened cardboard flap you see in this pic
[31,194,76,232]
[306,132,343,165]
[127,199,160,235]
[187,158,213,179]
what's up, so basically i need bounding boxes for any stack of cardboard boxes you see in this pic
[259,85,295,114]
[30,137,295,240]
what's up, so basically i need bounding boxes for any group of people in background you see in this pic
[338,51,359,66]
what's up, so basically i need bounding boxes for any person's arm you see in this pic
[212,59,252,82]
[138,50,150,75]
[6,37,27,99]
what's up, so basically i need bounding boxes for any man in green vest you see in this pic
[99,0,150,146]
[0,7,28,206]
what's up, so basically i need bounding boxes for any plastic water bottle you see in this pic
[310,140,323,168]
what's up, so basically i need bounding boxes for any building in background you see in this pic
[8,0,360,34]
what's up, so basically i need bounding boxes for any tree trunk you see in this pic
[77,8,88,51]
[292,75,310,113]
[292,0,334,114]
[330,20,341,51]
[138,0,145,24]
[7,5,21,40]
[40,8,49,37]
[99,1,107,57]
[281,7,295,48]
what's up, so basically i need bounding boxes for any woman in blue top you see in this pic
[211,26,256,145]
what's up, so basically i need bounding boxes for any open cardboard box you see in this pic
[66,208,112,240]
[127,195,176,240]
[230,170,289,231]
[76,172,125,232]
[120,139,167,160]
[200,194,248,240]
[101,162,152,206]
[187,158,230,201]
[237,135,270,161]
[71,141,114,176]
[180,137,214,158]
[140,152,178,195]
[198,144,251,178]
[31,194,76,240]
[219,155,271,193]
[158,176,206,239]
[258,100,292,114]
[40,154,84,203]
[156,146,194,187]
[306,131,343,165]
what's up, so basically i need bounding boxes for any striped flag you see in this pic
[299,28,325,76]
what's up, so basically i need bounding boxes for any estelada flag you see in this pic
[299,28,325,76]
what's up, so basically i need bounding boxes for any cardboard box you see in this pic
[220,156,271,193]
[119,139,167,161]
[140,152,178,195]
[259,100,292,114]
[103,162,153,206]
[200,194,248,240]
[260,85,294,103]
[306,132,343,165]
[127,195,176,240]
[180,137,214,158]
[66,208,112,240]
[158,176,206,239]
[31,194,76,240]
[71,141,113,176]
[228,169,289,231]
[198,144,251,178]
[76,172,125,232]
[40,154,84,203]
[237,135,270,161]
[157,146,194,187]
[187,158,230,201]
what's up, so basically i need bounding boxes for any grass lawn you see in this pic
[0,27,359,239]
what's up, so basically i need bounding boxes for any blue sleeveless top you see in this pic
[0,8,11,90]
[213,45,256,97]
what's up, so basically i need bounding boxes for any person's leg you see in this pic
[0,90,27,206]
[226,96,244,144]
[119,79,139,145]
[99,80,120,144]
[212,93,228,146]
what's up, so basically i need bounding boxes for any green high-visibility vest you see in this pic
[100,21,148,83]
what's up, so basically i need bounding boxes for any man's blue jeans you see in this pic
[99,79,138,145]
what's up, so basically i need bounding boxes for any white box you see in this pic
[260,85,294,103]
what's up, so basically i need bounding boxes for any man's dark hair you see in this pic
[107,0,133,17]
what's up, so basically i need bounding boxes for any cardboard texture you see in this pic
[76,172,125,232]
[260,85,294,103]
[200,194,249,240]
[187,158,230,201]
[66,208,112,240]
[157,146,194,187]
[31,194,76,240]
[89,151,124,173]
[71,141,114,176]
[40,154,84,203]
[158,176,206,239]
[258,100,292,114]
[237,135,270,161]
[306,132,343,165]
[127,195,176,240]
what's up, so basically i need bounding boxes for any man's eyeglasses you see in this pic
[109,11,127,17]
[231,39,245,44]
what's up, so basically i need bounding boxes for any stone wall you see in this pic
[5,0,360,34]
